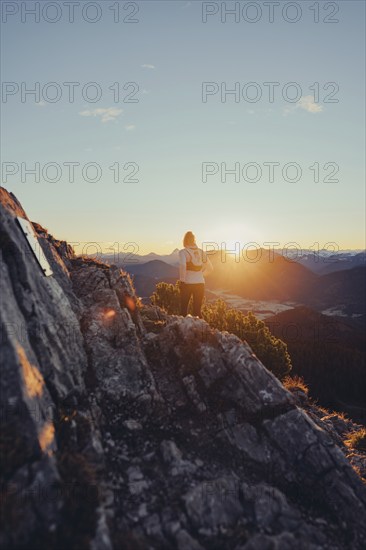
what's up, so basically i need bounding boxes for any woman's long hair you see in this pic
[183,231,196,247]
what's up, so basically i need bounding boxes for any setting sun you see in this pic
[201,222,264,252]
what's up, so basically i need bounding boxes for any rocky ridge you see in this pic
[1,187,366,550]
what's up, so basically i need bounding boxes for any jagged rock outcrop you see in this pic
[1,187,366,550]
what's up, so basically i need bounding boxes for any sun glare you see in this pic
[202,222,262,252]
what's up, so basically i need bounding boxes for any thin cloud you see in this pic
[125,125,136,131]
[283,95,323,116]
[297,95,323,113]
[35,100,46,107]
[141,64,155,69]
[79,107,123,123]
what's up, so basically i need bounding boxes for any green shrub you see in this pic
[151,281,182,315]
[151,284,292,380]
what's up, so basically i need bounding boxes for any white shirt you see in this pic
[179,246,213,284]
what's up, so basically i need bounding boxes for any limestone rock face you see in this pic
[1,187,366,550]
[0,189,89,549]
[70,259,158,409]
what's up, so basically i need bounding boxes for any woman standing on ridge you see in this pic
[179,231,213,318]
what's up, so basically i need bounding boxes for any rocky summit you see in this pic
[1,187,366,550]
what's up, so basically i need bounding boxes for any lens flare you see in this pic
[104,309,116,319]
[125,296,136,312]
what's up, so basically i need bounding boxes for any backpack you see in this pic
[186,248,203,272]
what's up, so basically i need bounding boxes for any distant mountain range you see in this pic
[101,247,365,272]
[307,266,366,316]
[101,248,365,272]
[101,248,180,266]
[207,251,365,315]
[125,259,179,279]
[297,251,366,275]
[205,249,316,302]
[116,250,365,321]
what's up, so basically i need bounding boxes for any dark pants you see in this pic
[180,283,205,318]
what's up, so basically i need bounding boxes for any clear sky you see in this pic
[1,0,365,254]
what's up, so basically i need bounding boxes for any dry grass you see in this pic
[283,375,309,396]
[344,428,366,452]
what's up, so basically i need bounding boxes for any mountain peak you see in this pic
[1,187,366,549]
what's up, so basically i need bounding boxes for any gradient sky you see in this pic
[1,0,365,254]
